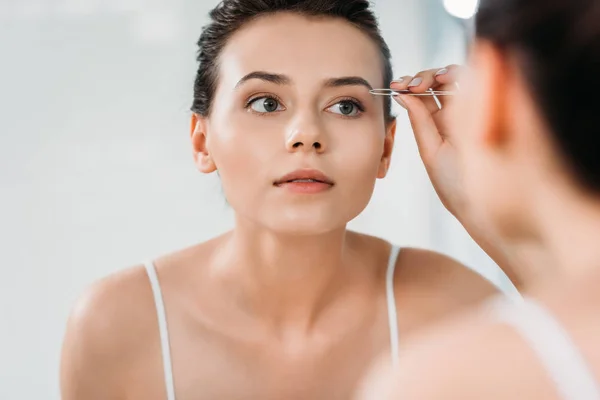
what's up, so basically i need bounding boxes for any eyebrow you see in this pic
[235,71,291,88]
[235,71,374,92]
[324,76,374,91]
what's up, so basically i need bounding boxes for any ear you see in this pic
[190,113,217,174]
[377,119,397,179]
[470,40,510,149]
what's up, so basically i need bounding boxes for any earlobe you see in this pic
[377,119,397,179]
[190,113,217,174]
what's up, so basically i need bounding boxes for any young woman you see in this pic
[59,1,500,399]
[357,0,600,398]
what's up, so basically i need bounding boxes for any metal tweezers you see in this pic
[370,88,455,96]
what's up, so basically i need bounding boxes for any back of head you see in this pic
[476,0,600,192]
[192,0,393,123]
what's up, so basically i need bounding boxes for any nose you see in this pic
[285,118,327,154]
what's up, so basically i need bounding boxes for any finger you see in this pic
[394,90,439,115]
[432,64,462,86]
[435,82,457,109]
[432,65,463,108]
[392,95,408,110]
[399,94,444,165]
[406,68,442,93]
[390,75,413,91]
[390,76,413,110]
[406,69,442,114]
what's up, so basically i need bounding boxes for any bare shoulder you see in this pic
[60,264,159,399]
[345,232,500,305]
[64,265,156,351]
[60,236,225,399]
[396,247,500,303]
[389,247,500,333]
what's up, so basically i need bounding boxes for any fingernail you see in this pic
[391,78,404,84]
[435,68,449,76]
[408,77,422,87]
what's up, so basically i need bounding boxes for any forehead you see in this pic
[217,12,385,88]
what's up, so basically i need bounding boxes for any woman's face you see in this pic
[193,13,395,234]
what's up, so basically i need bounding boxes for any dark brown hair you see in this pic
[191,0,394,123]
[476,0,600,191]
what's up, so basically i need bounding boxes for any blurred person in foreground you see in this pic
[356,0,600,398]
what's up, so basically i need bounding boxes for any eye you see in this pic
[248,97,285,113]
[326,100,363,117]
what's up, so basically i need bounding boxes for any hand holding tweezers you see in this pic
[370,88,455,97]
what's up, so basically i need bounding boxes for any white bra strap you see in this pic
[144,262,176,400]
[489,297,600,400]
[386,245,401,367]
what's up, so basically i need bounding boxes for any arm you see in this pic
[60,290,120,399]
[390,66,523,290]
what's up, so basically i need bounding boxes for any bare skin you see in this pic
[359,268,600,400]
[355,38,600,399]
[61,232,496,399]
[60,13,499,400]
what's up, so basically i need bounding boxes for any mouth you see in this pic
[274,169,334,186]
[274,169,334,193]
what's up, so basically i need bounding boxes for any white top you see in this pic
[144,259,176,400]
[487,296,600,400]
[144,244,402,400]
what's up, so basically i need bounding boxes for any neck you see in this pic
[508,182,600,291]
[215,216,358,333]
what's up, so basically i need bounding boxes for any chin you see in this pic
[270,201,368,235]
[233,198,367,236]
[264,215,346,236]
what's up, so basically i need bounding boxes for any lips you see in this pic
[274,169,334,186]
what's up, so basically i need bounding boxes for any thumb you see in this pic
[399,94,443,163]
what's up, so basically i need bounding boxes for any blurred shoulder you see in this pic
[368,277,600,400]
[357,306,560,400]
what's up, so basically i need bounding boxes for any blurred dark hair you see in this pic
[476,0,600,191]
[191,0,394,123]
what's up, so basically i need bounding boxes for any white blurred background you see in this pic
[0,0,514,398]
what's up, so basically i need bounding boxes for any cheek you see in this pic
[213,115,284,157]
[327,119,385,183]
[207,90,280,169]
[209,105,386,206]
[208,114,284,197]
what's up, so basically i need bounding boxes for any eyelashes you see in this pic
[332,97,365,117]
[245,94,286,114]
[244,93,366,119]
